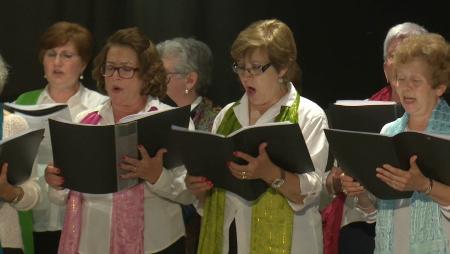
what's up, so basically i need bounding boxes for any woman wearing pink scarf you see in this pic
[45,27,194,254]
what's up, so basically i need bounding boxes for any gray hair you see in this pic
[0,54,8,94]
[383,22,428,61]
[157,38,213,96]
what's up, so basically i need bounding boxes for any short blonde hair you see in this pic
[394,33,450,89]
[230,19,301,86]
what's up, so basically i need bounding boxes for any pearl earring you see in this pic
[80,74,84,80]
[185,88,189,94]
[278,77,284,84]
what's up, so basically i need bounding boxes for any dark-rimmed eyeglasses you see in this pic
[101,65,139,79]
[232,62,272,76]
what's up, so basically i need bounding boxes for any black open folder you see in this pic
[326,100,404,133]
[170,122,315,201]
[324,128,450,199]
[4,103,69,117]
[0,128,44,185]
[49,106,190,194]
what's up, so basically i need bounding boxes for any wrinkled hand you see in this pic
[185,175,213,202]
[376,155,429,192]
[45,164,64,190]
[229,143,279,182]
[326,166,343,194]
[120,145,166,184]
[340,172,366,197]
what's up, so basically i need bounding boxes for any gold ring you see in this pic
[242,175,246,179]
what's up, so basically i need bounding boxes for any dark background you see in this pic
[0,0,448,109]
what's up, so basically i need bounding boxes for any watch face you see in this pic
[271,178,285,188]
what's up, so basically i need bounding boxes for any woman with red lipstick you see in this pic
[341,33,450,254]
[45,27,194,254]
[15,21,107,254]
[185,19,329,254]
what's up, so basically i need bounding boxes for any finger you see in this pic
[339,173,354,182]
[46,165,60,175]
[153,148,167,160]
[46,174,64,187]
[120,163,137,172]
[230,170,246,180]
[381,164,407,177]
[376,172,399,190]
[122,156,139,165]
[333,167,343,176]
[376,167,405,183]
[409,155,419,168]
[0,163,8,179]
[120,172,139,179]
[258,142,268,156]
[185,176,208,185]
[188,181,213,191]
[233,151,254,163]
[137,145,151,159]
[228,161,247,173]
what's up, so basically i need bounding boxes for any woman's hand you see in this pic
[376,155,429,192]
[326,166,344,195]
[228,142,280,183]
[0,163,24,203]
[45,164,64,190]
[120,145,166,184]
[185,175,213,203]
[340,172,366,197]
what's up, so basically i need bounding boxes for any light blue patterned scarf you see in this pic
[375,99,450,254]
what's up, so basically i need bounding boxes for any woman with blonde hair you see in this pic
[186,19,329,254]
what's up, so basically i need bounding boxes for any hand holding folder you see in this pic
[325,128,450,199]
[171,122,315,201]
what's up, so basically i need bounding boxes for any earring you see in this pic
[185,88,189,94]
[80,74,84,80]
[278,77,284,84]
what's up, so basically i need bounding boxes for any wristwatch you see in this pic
[271,168,286,189]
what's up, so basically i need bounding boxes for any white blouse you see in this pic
[0,113,41,249]
[198,84,329,254]
[49,97,195,253]
[31,84,107,232]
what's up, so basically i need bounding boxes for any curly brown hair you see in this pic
[92,27,167,98]
[394,33,450,89]
[38,21,93,65]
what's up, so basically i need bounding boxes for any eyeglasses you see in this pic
[101,65,139,79]
[232,62,272,76]
[45,50,79,62]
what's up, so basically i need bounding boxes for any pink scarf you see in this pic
[58,112,145,254]
[369,86,393,101]
[321,193,345,254]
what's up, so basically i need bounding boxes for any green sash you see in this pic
[14,89,42,254]
[198,94,300,254]
[15,89,43,105]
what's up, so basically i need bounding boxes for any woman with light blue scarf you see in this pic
[341,33,450,254]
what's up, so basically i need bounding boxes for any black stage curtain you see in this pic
[0,0,448,108]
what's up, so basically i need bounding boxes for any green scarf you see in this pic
[13,89,43,254]
[198,94,300,254]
